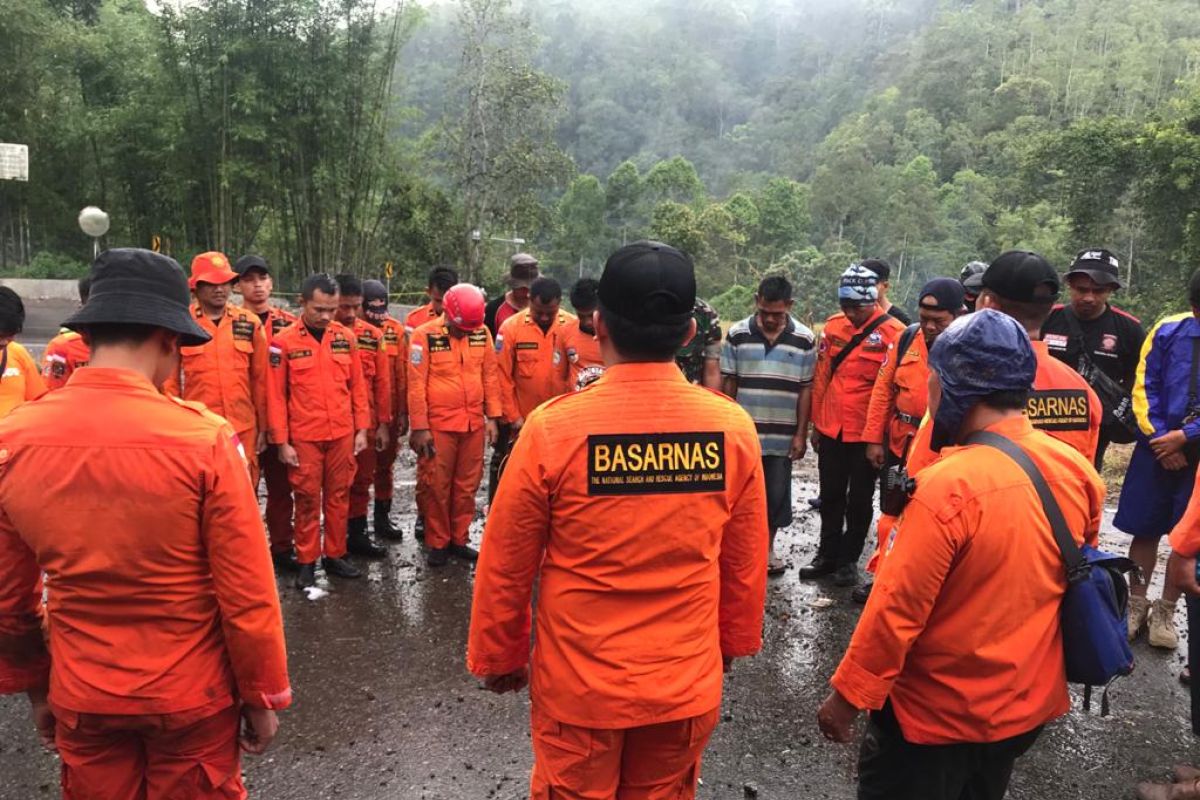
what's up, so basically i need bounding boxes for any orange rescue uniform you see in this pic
[252,305,298,555]
[407,319,501,549]
[373,316,409,503]
[348,318,393,519]
[0,342,46,417]
[862,329,928,457]
[496,308,575,422]
[812,309,907,442]
[557,317,604,390]
[268,321,371,564]
[833,416,1104,744]
[163,304,269,486]
[404,301,438,334]
[0,367,290,796]
[40,329,91,391]
[468,362,768,798]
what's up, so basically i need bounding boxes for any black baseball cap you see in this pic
[65,248,212,346]
[1066,248,1123,289]
[234,254,271,277]
[860,258,892,282]
[599,241,696,326]
[981,251,1060,303]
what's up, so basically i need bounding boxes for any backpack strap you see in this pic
[896,323,920,363]
[830,314,889,377]
[966,430,1085,576]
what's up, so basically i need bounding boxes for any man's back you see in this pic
[834,417,1104,745]
[469,362,767,727]
[0,367,288,714]
[1029,340,1102,462]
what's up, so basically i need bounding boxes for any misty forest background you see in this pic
[4,0,1200,323]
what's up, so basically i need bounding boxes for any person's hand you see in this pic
[375,424,389,452]
[239,707,279,755]
[866,443,886,469]
[395,415,409,437]
[1151,430,1188,460]
[817,689,860,744]
[353,430,370,456]
[255,430,268,455]
[1168,552,1200,597]
[1161,451,1189,471]
[483,666,529,694]
[278,443,300,468]
[28,691,56,752]
[410,429,435,459]
[789,434,807,461]
[810,429,821,454]
[511,417,526,436]
[485,419,500,447]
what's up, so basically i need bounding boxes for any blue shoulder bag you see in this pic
[967,430,1136,715]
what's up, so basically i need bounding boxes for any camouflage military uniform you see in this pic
[675,299,722,384]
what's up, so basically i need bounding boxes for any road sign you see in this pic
[384,261,394,279]
[0,144,29,182]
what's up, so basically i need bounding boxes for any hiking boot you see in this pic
[449,543,479,562]
[346,517,387,559]
[1128,595,1151,642]
[272,549,299,573]
[374,500,402,542]
[1149,598,1180,650]
[832,564,859,588]
[414,515,426,543]
[427,546,450,567]
[851,581,873,604]
[799,556,836,580]
[322,556,362,579]
[295,563,317,590]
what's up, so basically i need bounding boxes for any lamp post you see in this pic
[78,206,110,259]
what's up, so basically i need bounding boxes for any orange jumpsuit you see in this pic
[253,305,298,555]
[407,320,501,549]
[811,309,907,442]
[268,321,371,565]
[0,367,290,798]
[348,318,393,519]
[404,301,438,334]
[163,304,269,487]
[0,342,46,418]
[374,316,409,502]
[496,308,575,423]
[557,317,605,390]
[40,329,91,390]
[468,362,768,799]
[833,416,1104,744]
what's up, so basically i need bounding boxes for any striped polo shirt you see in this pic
[721,315,817,456]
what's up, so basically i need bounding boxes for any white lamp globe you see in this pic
[78,206,110,238]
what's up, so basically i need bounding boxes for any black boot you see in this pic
[449,543,479,562]
[272,549,299,573]
[374,500,402,542]
[414,514,425,543]
[295,562,317,589]
[346,517,386,559]
[799,556,837,579]
[426,546,449,567]
[851,581,874,604]
[322,556,362,579]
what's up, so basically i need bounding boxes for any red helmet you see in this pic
[442,283,486,330]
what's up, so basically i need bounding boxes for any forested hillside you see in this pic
[3,0,1200,322]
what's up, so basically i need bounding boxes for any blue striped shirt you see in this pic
[721,315,817,456]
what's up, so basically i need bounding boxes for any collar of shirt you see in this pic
[941,414,1035,457]
[747,314,796,342]
[65,366,159,395]
[599,362,686,386]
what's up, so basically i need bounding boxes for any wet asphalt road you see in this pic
[0,451,1196,800]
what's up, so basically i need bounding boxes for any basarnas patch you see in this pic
[587,432,725,496]
[1026,388,1090,430]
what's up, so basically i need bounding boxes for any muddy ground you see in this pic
[0,447,1195,800]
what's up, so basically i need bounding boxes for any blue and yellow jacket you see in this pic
[1133,312,1200,440]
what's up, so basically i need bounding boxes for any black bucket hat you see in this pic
[65,248,212,346]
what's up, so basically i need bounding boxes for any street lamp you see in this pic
[78,206,109,258]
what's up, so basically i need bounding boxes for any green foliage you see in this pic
[10,251,91,280]
[708,284,755,327]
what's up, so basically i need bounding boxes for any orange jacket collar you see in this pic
[599,361,685,385]
[941,414,1035,456]
[66,366,158,394]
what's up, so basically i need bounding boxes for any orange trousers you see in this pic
[289,436,355,564]
[55,702,244,800]
[530,705,719,800]
[349,445,377,519]
[424,428,484,549]
[261,445,294,555]
[374,422,402,502]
